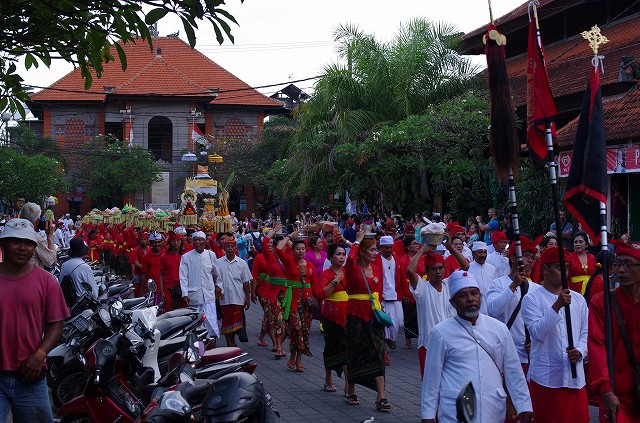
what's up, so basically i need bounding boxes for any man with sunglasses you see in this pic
[588,240,640,423]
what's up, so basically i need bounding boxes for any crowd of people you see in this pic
[0,202,639,423]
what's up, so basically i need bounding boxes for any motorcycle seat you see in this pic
[155,316,196,339]
[157,307,199,320]
[200,347,244,364]
[158,336,186,359]
[108,284,129,296]
[122,297,147,310]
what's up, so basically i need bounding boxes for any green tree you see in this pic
[0,147,66,208]
[72,136,162,209]
[8,125,65,165]
[1,0,242,116]
[280,18,480,202]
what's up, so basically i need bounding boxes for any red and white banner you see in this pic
[559,143,640,177]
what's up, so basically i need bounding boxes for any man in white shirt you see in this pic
[407,237,467,378]
[53,221,67,249]
[62,213,74,230]
[467,241,498,314]
[421,270,533,423]
[377,235,405,350]
[486,230,510,277]
[522,246,589,423]
[217,237,253,347]
[486,236,539,374]
[180,231,223,338]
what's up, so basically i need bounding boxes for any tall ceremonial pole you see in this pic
[527,1,578,377]
[599,201,615,391]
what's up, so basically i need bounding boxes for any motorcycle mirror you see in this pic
[456,381,477,423]
[110,299,124,318]
[147,279,157,293]
[184,333,201,364]
[98,307,111,327]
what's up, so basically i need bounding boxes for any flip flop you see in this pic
[287,361,296,371]
[376,398,392,412]
[404,343,413,349]
[347,395,360,406]
[323,383,336,392]
[256,340,268,347]
[295,365,305,372]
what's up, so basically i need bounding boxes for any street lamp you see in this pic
[1,112,12,145]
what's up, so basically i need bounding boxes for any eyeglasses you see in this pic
[613,260,640,270]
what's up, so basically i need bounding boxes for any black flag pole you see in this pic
[544,124,577,378]
[599,202,615,391]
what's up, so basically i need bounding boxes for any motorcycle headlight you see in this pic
[160,391,190,415]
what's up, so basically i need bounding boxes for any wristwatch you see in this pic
[331,279,339,287]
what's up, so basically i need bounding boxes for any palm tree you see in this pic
[284,17,480,199]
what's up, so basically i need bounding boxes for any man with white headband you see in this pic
[179,231,223,338]
[467,241,498,315]
[421,270,532,423]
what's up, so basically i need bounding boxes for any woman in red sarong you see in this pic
[399,236,423,349]
[343,230,391,412]
[276,230,316,373]
[319,243,349,394]
[260,228,288,359]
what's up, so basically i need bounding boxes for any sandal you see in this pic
[404,343,413,349]
[257,340,268,347]
[384,339,396,349]
[347,395,360,406]
[376,398,391,412]
[295,365,305,372]
[287,361,296,371]
[323,383,336,392]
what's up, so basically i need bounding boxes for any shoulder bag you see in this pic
[611,290,640,413]
[455,318,518,420]
[356,262,393,327]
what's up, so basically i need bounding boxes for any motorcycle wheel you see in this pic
[60,414,89,423]
[51,365,88,407]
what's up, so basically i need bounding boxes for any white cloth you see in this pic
[54,228,66,249]
[179,249,223,306]
[217,255,252,306]
[63,218,74,229]
[410,277,456,349]
[467,261,498,314]
[195,302,220,338]
[382,300,403,341]
[522,286,588,389]
[486,251,510,277]
[59,257,99,300]
[64,229,76,247]
[486,276,540,363]
[380,255,398,300]
[422,314,533,422]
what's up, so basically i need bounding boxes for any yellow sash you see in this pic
[570,275,590,295]
[349,291,382,311]
[326,291,348,302]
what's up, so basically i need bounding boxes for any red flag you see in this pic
[563,67,607,245]
[526,13,558,161]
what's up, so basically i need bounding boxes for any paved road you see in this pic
[239,303,600,423]
[240,304,421,423]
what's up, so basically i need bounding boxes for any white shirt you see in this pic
[467,261,498,314]
[380,255,397,300]
[63,218,74,229]
[217,255,252,306]
[54,228,66,249]
[522,286,588,389]
[179,249,223,305]
[64,229,76,247]
[409,277,455,349]
[422,314,532,422]
[486,251,510,277]
[486,276,541,363]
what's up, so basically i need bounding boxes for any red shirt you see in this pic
[588,288,640,416]
[129,245,150,275]
[261,237,287,301]
[251,253,270,297]
[320,268,348,327]
[141,251,163,288]
[276,248,315,305]
[344,245,383,323]
[0,266,70,370]
[160,251,182,288]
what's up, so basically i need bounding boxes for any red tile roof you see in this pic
[30,37,283,108]
[557,85,640,146]
[508,14,640,107]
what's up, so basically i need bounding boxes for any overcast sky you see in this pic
[21,0,520,97]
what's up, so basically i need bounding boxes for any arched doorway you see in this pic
[148,116,173,163]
